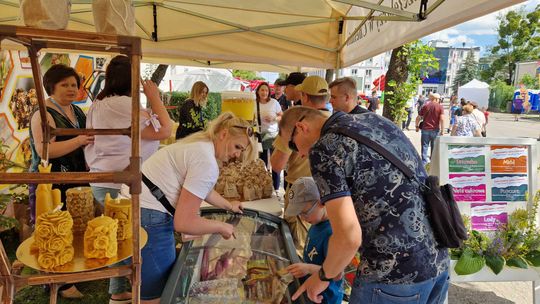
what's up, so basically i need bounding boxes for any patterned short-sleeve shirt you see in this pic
[309,112,448,284]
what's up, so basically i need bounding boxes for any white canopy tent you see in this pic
[0,0,524,71]
[458,79,490,109]
[159,66,245,92]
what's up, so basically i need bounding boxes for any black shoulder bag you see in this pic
[329,127,468,248]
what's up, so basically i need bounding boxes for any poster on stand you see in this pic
[448,145,486,172]
[471,202,507,231]
[449,173,487,202]
[491,145,528,173]
[491,174,528,202]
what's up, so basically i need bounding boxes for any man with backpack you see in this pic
[280,107,449,304]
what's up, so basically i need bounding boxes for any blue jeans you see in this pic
[421,130,439,166]
[349,271,449,304]
[140,208,176,300]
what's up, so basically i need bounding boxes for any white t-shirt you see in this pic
[258,98,282,136]
[84,95,159,189]
[134,140,219,214]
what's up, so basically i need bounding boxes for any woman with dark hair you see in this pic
[29,64,93,299]
[84,55,171,303]
[256,82,282,192]
[175,81,209,139]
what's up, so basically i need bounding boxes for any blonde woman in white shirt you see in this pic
[127,112,257,303]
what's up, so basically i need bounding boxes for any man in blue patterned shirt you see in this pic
[281,107,449,304]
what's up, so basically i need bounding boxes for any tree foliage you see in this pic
[518,74,540,90]
[485,6,540,84]
[232,70,265,80]
[383,40,438,123]
[452,50,479,93]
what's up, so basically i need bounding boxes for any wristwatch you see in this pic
[318,267,333,282]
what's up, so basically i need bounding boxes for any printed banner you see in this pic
[491,174,528,202]
[448,145,486,172]
[449,174,487,202]
[491,145,527,173]
[471,203,507,231]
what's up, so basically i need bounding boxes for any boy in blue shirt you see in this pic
[286,177,343,304]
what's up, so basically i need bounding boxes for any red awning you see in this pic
[372,74,386,91]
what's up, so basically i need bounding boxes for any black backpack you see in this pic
[329,127,468,248]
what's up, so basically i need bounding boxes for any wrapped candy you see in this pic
[84,215,118,259]
[216,159,274,201]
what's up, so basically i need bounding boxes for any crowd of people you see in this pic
[30,64,454,304]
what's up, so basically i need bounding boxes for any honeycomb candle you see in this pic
[104,193,132,241]
[66,187,95,233]
[84,215,118,259]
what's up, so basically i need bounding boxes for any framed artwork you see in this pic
[8,76,37,130]
[18,51,32,69]
[74,55,94,103]
[0,50,14,103]
[0,113,21,161]
[40,53,71,74]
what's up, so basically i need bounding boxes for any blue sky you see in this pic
[421,0,539,55]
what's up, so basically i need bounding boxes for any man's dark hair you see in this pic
[96,55,131,100]
[43,64,80,95]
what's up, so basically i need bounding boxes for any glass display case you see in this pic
[161,208,309,304]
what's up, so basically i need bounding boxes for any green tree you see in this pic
[452,50,479,93]
[232,70,265,80]
[487,6,540,84]
[518,74,540,90]
[383,40,438,123]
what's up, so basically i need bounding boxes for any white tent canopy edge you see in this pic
[0,0,525,72]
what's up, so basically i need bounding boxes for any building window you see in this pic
[365,84,371,91]
[366,69,372,76]
[352,69,358,75]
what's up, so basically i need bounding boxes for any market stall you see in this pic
[0,25,144,304]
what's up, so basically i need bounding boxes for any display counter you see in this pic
[161,208,307,304]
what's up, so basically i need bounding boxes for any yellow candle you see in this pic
[104,196,132,241]
[35,184,53,217]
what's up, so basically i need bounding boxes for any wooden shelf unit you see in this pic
[0,24,143,304]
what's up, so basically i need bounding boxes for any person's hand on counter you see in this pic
[229,200,244,214]
[286,263,319,278]
[219,222,234,239]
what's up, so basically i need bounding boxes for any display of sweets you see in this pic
[84,215,118,259]
[215,159,274,201]
[32,210,75,269]
[66,187,95,233]
[104,193,132,241]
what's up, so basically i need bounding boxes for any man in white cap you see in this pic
[285,177,343,304]
[270,75,330,255]
[415,92,445,165]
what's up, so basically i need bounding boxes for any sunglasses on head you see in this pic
[233,125,255,137]
[288,116,305,152]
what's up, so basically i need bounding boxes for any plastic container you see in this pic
[221,91,256,121]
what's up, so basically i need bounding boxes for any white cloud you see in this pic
[424,31,475,47]
[424,0,538,45]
